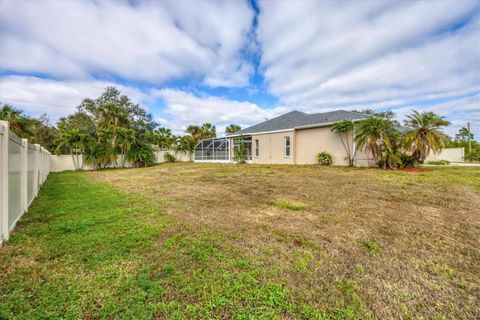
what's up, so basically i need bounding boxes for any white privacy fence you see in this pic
[0,121,51,244]
[50,150,192,172]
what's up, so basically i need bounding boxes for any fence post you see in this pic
[0,121,10,241]
[33,144,40,197]
[21,139,28,213]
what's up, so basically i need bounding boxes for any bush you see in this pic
[316,152,333,165]
[164,152,176,163]
[400,153,414,168]
[127,140,156,167]
[427,160,450,165]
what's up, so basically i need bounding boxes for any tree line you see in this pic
[1,87,477,169]
[331,109,479,168]
[0,87,242,170]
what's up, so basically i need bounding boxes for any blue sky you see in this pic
[0,0,479,138]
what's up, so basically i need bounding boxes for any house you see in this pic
[194,110,376,166]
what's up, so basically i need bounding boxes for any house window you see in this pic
[284,136,290,157]
[255,139,259,157]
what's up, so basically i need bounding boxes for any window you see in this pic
[255,139,259,157]
[284,136,291,157]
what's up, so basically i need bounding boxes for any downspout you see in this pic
[352,127,356,166]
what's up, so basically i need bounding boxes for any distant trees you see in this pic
[225,124,241,135]
[186,123,216,141]
[448,126,479,162]
[52,87,159,169]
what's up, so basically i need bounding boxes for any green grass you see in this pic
[1,164,479,319]
[268,198,306,211]
[0,172,340,319]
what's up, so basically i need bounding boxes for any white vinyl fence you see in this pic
[50,150,192,172]
[0,121,51,245]
[425,147,465,163]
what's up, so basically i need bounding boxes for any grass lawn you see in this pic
[0,163,479,319]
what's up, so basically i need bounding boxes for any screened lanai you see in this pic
[194,137,230,162]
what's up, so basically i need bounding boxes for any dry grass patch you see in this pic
[91,163,480,319]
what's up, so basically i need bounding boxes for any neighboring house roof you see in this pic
[232,110,369,135]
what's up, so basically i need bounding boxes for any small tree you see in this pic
[175,135,196,161]
[233,140,248,164]
[354,117,398,168]
[116,127,135,167]
[55,129,86,171]
[331,120,355,166]
[403,110,450,165]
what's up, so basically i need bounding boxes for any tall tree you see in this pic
[455,126,474,153]
[78,86,156,133]
[403,110,450,165]
[199,123,216,140]
[30,114,58,152]
[0,103,36,138]
[331,120,355,166]
[225,124,241,135]
[186,123,216,141]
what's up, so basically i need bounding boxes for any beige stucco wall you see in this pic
[251,131,295,164]
[295,126,354,165]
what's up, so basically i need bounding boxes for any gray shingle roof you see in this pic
[233,110,369,135]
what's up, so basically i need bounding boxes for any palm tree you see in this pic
[403,110,450,165]
[154,127,175,149]
[55,129,86,170]
[354,116,398,167]
[186,125,201,138]
[225,124,241,135]
[175,135,196,160]
[331,120,355,166]
[116,128,136,167]
[199,123,216,140]
[0,103,35,138]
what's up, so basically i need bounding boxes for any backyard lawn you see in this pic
[0,163,479,319]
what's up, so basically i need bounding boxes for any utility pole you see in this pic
[467,122,472,153]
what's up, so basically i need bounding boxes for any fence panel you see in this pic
[0,121,51,245]
[7,131,22,230]
[27,144,36,205]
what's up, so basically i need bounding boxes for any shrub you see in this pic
[316,152,333,165]
[164,152,176,163]
[400,153,414,168]
[127,140,156,167]
[427,160,450,165]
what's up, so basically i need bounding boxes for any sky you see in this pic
[0,0,479,138]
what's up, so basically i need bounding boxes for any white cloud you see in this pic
[257,0,479,110]
[0,75,149,120]
[154,88,288,134]
[0,0,255,87]
[393,94,480,138]
[0,76,288,136]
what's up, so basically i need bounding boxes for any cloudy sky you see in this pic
[0,0,479,138]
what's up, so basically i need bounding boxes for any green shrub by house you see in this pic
[316,152,333,165]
